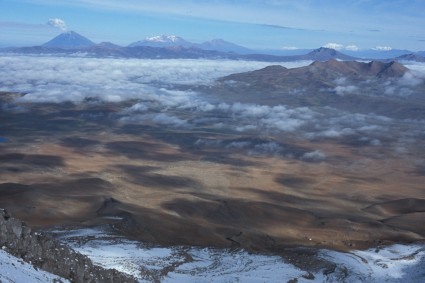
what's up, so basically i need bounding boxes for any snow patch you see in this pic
[53,228,425,283]
[0,250,69,283]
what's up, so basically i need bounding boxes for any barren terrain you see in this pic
[0,58,424,257]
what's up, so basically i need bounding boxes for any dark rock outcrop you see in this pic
[0,208,136,283]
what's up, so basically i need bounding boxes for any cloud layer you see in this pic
[1,55,424,160]
[0,56,297,103]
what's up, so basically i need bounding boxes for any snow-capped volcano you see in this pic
[128,35,254,54]
[42,31,95,49]
[128,35,193,48]
[146,35,182,43]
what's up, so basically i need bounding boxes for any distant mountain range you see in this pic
[221,60,408,84]
[2,31,424,62]
[342,49,412,60]
[128,35,193,48]
[128,35,253,54]
[300,47,357,61]
[212,59,424,120]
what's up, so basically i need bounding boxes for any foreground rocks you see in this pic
[0,208,137,283]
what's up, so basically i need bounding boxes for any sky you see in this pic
[0,0,424,51]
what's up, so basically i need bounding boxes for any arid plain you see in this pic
[1,57,425,256]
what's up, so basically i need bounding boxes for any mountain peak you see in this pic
[96,42,122,49]
[304,48,355,61]
[42,31,95,49]
[315,47,338,53]
[127,35,252,54]
[128,35,193,48]
[62,30,79,36]
[373,61,408,77]
[199,39,252,54]
[209,39,226,43]
[396,53,425,62]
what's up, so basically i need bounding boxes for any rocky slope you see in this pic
[0,208,136,283]
[0,249,69,282]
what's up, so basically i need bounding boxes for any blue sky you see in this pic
[1,0,424,51]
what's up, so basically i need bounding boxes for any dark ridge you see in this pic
[221,59,408,83]
[395,53,425,62]
[302,47,357,61]
[0,208,137,282]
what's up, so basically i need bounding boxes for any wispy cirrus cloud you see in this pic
[0,21,49,30]
[21,0,425,37]
[3,0,424,49]
[0,21,57,47]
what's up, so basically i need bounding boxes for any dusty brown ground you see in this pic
[1,92,424,254]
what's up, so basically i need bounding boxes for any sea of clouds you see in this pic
[1,55,424,159]
[0,56,311,103]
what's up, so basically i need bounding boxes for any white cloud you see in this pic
[334,77,347,85]
[0,55,311,133]
[399,72,422,87]
[249,142,283,156]
[357,125,386,133]
[225,141,251,149]
[261,117,305,132]
[323,43,344,50]
[323,43,360,51]
[0,56,292,103]
[126,103,148,113]
[384,86,396,95]
[404,62,425,77]
[334,85,358,95]
[301,150,326,161]
[47,18,67,31]
[120,113,187,127]
[372,46,392,51]
[311,128,356,138]
[329,128,355,137]
[235,125,258,132]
